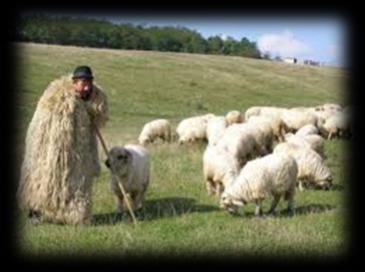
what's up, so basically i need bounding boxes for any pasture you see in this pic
[14,42,349,259]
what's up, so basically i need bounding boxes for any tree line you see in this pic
[15,14,262,59]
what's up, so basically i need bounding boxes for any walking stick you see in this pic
[93,123,138,225]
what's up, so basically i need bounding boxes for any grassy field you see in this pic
[14,42,350,259]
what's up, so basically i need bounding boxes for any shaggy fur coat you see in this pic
[17,76,108,225]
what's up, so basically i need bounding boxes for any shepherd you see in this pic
[17,66,108,225]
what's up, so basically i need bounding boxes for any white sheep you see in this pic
[321,112,350,139]
[206,116,228,146]
[105,144,150,212]
[246,115,284,148]
[216,123,257,167]
[281,109,320,133]
[273,142,332,190]
[138,119,172,145]
[176,113,215,144]
[284,133,324,157]
[203,145,240,197]
[295,124,319,137]
[220,152,298,216]
[225,110,244,125]
[244,106,286,121]
[241,120,272,156]
[302,134,325,156]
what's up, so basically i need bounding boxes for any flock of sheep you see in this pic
[106,103,351,217]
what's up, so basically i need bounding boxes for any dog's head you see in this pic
[105,147,132,175]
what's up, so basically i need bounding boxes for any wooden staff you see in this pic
[93,123,138,225]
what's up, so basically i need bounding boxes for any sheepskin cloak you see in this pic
[17,76,108,225]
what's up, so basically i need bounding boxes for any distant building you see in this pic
[283,57,297,64]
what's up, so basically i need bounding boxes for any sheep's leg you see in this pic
[112,180,125,213]
[285,196,295,216]
[298,180,304,191]
[216,182,222,197]
[254,200,263,216]
[132,191,144,211]
[116,195,124,213]
[206,180,215,196]
[268,195,281,215]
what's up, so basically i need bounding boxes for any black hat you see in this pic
[72,66,94,80]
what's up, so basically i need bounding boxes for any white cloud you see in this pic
[257,30,310,58]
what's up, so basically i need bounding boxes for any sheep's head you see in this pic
[316,175,333,190]
[220,192,243,214]
[138,135,150,146]
[105,147,132,176]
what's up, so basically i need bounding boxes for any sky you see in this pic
[46,12,347,67]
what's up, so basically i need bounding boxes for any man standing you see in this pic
[17,66,108,225]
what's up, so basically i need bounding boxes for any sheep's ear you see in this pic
[232,199,244,207]
[125,150,132,161]
[105,159,110,168]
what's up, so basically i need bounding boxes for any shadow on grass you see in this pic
[92,197,219,225]
[227,203,336,219]
[331,184,344,191]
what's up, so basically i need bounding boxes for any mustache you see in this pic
[80,90,91,101]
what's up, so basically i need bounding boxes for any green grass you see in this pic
[14,42,349,258]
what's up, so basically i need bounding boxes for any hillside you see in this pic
[14,43,348,258]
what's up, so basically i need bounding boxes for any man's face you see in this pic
[73,78,93,99]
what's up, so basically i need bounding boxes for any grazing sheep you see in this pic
[220,153,298,216]
[284,133,324,156]
[295,124,319,137]
[321,112,350,139]
[315,103,342,112]
[246,115,284,148]
[105,144,150,212]
[281,109,319,133]
[176,113,215,144]
[138,119,172,145]
[216,123,257,167]
[203,145,240,197]
[273,142,332,190]
[302,134,325,156]
[206,116,228,146]
[225,110,244,125]
[245,122,273,156]
[244,106,286,121]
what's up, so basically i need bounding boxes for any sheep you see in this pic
[105,144,150,213]
[176,113,215,144]
[302,134,325,156]
[242,118,274,156]
[284,133,324,157]
[216,123,257,167]
[295,124,319,137]
[206,116,228,146]
[220,153,298,216]
[315,103,342,112]
[281,109,320,133]
[246,114,286,145]
[273,142,333,190]
[138,119,172,146]
[203,145,240,197]
[244,106,286,121]
[321,112,351,139]
[225,110,244,125]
